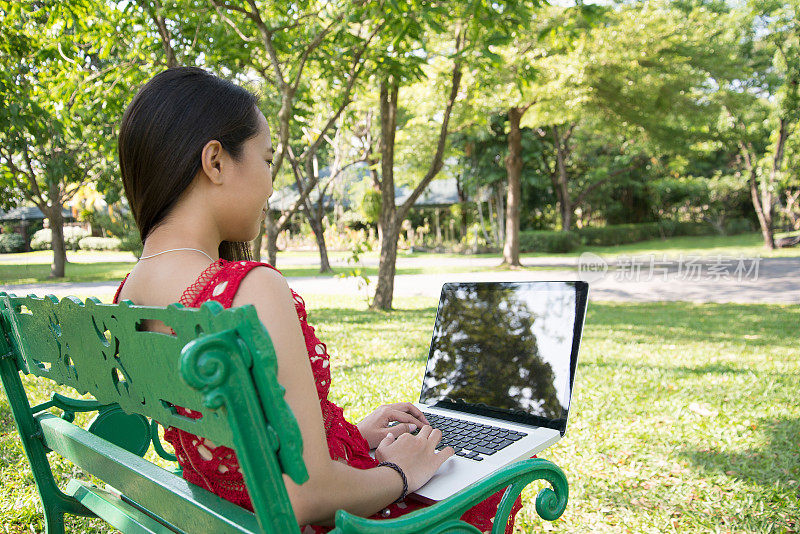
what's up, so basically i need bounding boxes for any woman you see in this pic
[114,67,519,532]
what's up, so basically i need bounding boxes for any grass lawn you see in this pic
[1,297,797,533]
[0,260,496,286]
[0,261,138,285]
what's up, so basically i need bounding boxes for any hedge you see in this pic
[30,227,91,251]
[78,236,122,251]
[0,233,26,253]
[519,230,580,253]
[519,219,754,253]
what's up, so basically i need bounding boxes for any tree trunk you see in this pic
[740,141,775,249]
[265,210,278,266]
[487,194,498,245]
[785,190,800,230]
[371,27,464,310]
[456,176,468,241]
[252,219,264,261]
[371,77,399,310]
[434,208,442,245]
[495,183,505,244]
[750,170,775,249]
[304,203,332,273]
[373,219,400,310]
[46,206,66,278]
[553,125,572,231]
[476,196,489,243]
[503,107,523,266]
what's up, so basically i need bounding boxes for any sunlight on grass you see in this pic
[0,261,136,285]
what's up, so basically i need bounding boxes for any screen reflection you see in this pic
[419,282,577,421]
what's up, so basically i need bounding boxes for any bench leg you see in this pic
[0,360,96,532]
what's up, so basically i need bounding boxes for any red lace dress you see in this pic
[114,259,521,533]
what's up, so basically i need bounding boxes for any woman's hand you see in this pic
[357,403,429,449]
[374,426,454,493]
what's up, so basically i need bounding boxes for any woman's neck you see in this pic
[141,210,223,261]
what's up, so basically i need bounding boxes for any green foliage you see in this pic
[723,218,755,235]
[89,209,142,258]
[0,0,154,274]
[336,238,374,307]
[518,230,579,253]
[359,189,382,224]
[0,233,25,253]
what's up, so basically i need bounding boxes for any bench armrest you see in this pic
[331,458,568,534]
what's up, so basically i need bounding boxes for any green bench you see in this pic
[0,292,569,534]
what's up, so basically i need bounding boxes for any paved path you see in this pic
[4,256,799,304]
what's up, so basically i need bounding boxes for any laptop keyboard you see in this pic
[419,412,527,462]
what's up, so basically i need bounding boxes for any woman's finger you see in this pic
[378,432,396,449]
[435,446,455,467]
[388,409,426,428]
[417,425,433,439]
[389,403,429,425]
[427,428,443,451]
[396,422,418,435]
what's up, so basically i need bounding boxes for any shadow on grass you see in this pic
[585,360,760,376]
[310,306,437,325]
[335,355,424,374]
[681,416,800,489]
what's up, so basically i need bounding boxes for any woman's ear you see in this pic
[200,140,224,185]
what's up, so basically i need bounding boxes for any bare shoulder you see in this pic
[232,264,293,308]
[118,258,212,306]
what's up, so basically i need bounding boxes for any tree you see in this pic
[0,1,146,277]
[510,2,736,232]
[369,0,543,310]
[458,3,603,263]
[717,0,799,249]
[200,1,393,272]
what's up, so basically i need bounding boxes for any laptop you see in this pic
[408,280,589,502]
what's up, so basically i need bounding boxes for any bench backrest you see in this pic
[0,292,308,533]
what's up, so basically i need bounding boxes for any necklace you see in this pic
[139,248,215,262]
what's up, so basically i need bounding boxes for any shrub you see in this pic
[120,234,143,259]
[575,221,714,247]
[29,227,91,251]
[29,229,50,250]
[519,230,580,253]
[0,233,26,253]
[665,221,709,237]
[78,236,122,251]
[723,218,753,236]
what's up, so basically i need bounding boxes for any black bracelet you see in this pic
[378,461,408,503]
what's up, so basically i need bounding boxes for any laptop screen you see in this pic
[419,281,588,434]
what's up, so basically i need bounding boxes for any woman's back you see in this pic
[115,256,213,334]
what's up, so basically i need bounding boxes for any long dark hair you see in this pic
[118,67,260,261]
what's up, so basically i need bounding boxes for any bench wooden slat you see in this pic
[38,413,260,534]
[65,480,176,534]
